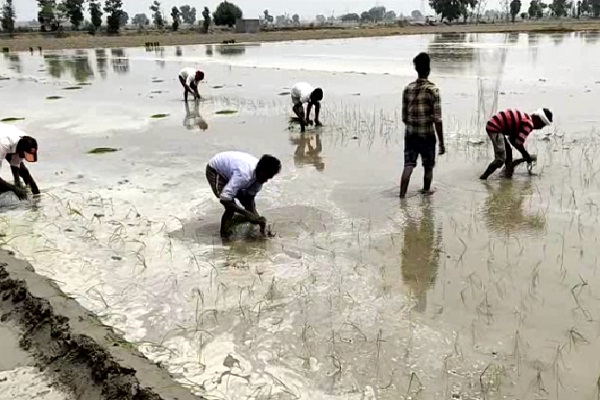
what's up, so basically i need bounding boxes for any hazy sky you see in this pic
[13,0,502,22]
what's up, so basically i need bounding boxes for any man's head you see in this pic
[195,70,205,82]
[16,136,38,163]
[255,154,281,184]
[531,108,553,129]
[413,52,431,78]
[310,88,323,104]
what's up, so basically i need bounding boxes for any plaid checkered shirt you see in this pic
[402,79,442,137]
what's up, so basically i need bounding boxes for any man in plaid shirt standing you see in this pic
[400,52,445,198]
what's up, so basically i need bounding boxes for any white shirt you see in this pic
[179,67,199,87]
[291,82,315,104]
[208,151,263,201]
[0,123,25,171]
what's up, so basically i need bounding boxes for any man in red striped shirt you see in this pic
[480,108,553,180]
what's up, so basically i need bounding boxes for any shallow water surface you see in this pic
[1,32,600,399]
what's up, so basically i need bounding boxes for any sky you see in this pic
[12,0,502,22]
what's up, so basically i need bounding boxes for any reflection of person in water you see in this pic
[483,180,546,234]
[291,133,324,171]
[401,197,441,313]
[183,100,208,131]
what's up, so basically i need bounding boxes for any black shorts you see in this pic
[404,134,436,168]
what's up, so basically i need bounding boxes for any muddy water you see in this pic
[1,32,600,399]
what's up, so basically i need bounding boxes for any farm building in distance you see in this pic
[236,19,260,34]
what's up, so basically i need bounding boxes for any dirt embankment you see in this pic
[0,250,203,400]
[1,20,599,52]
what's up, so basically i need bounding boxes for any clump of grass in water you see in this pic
[63,86,82,90]
[215,110,237,115]
[150,113,169,119]
[46,96,62,100]
[1,117,25,122]
[87,147,121,154]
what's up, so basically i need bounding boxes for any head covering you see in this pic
[18,136,38,162]
[532,108,552,127]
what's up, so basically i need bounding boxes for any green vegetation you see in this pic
[87,147,120,154]
[150,113,169,118]
[215,109,237,115]
[213,1,242,28]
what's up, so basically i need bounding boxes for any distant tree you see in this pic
[590,0,600,16]
[360,10,371,22]
[429,0,463,22]
[580,0,590,13]
[510,0,522,21]
[180,5,196,23]
[384,10,397,20]
[61,0,84,29]
[149,0,163,28]
[103,0,123,33]
[171,6,180,30]
[202,6,210,31]
[38,0,57,31]
[340,12,360,22]
[263,9,273,23]
[292,13,299,24]
[411,9,424,19]
[368,6,386,22]
[119,9,128,25]
[1,0,16,32]
[213,1,242,27]
[132,12,149,26]
[549,0,568,15]
[89,0,102,29]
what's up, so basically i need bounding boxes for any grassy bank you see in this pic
[1,19,599,52]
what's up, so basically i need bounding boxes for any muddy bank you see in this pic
[0,250,203,400]
[1,20,599,52]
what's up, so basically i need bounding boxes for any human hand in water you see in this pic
[13,186,28,201]
[305,119,313,126]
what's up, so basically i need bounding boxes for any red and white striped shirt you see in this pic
[486,109,534,146]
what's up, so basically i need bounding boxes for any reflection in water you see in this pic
[95,49,107,79]
[205,45,214,56]
[552,32,567,46]
[583,30,599,44]
[527,32,539,65]
[70,51,93,82]
[183,101,208,131]
[427,33,477,74]
[4,53,22,74]
[111,48,129,74]
[216,44,247,56]
[44,54,65,79]
[176,46,183,57]
[507,32,520,44]
[483,180,546,234]
[401,197,441,313]
[290,133,324,171]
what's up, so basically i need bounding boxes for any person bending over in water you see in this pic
[479,108,552,180]
[400,52,445,198]
[291,82,323,133]
[178,67,204,101]
[0,123,39,200]
[206,151,281,238]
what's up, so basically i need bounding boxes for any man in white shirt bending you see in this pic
[178,67,205,101]
[0,123,39,201]
[206,151,281,238]
[291,82,323,132]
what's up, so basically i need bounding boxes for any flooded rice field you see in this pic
[1,31,600,399]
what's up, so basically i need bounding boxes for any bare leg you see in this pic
[423,167,433,192]
[220,209,234,238]
[400,166,414,198]
[293,103,306,132]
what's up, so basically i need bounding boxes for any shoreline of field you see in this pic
[1,19,599,52]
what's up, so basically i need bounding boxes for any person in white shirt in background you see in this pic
[178,67,205,101]
[0,123,39,201]
[205,151,282,238]
[291,82,323,132]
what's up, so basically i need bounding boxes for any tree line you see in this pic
[0,0,244,34]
